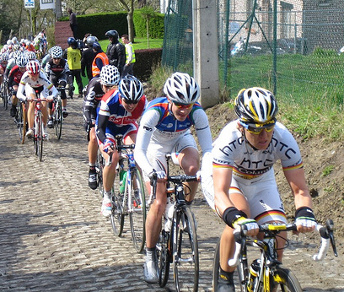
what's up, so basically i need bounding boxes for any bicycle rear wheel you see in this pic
[3,86,8,110]
[54,98,63,139]
[129,168,147,253]
[271,266,302,292]
[173,206,199,292]
[157,229,171,288]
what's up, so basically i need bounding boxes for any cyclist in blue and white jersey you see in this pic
[96,73,147,217]
[17,60,58,139]
[134,72,213,284]
[201,87,317,292]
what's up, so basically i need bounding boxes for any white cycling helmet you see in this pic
[50,46,63,59]
[100,65,120,86]
[163,72,200,104]
[119,75,144,103]
[16,54,29,68]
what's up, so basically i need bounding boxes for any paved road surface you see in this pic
[0,97,341,291]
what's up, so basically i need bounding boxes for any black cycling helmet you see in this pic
[105,30,119,41]
[119,75,144,103]
[234,87,278,124]
[92,42,102,53]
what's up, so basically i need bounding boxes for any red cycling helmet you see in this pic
[26,60,40,74]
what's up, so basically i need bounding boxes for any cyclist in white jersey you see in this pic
[17,60,58,139]
[134,72,212,284]
[201,87,317,292]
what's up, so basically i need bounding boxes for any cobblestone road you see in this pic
[0,98,342,291]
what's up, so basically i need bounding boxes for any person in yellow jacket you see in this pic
[66,37,83,98]
[121,34,135,77]
[92,42,109,78]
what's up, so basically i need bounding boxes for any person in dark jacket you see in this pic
[81,35,98,81]
[105,30,125,75]
[68,8,78,39]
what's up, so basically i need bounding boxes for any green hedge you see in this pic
[134,48,162,81]
[60,10,164,40]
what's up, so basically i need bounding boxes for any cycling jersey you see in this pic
[134,97,213,176]
[17,71,58,101]
[201,119,303,224]
[95,88,147,144]
[8,65,24,87]
[45,58,69,80]
[83,77,104,123]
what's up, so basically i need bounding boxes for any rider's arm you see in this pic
[17,81,26,101]
[192,108,213,155]
[283,167,316,232]
[95,113,108,143]
[213,167,235,215]
[134,109,161,175]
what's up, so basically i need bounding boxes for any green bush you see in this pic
[133,9,165,39]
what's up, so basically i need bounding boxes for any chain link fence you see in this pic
[162,1,344,106]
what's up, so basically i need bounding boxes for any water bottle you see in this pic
[247,259,260,292]
[119,170,127,193]
[164,196,174,231]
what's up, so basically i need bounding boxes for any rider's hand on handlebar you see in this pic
[103,139,114,154]
[46,95,54,101]
[223,207,259,236]
[295,207,317,233]
[148,170,166,184]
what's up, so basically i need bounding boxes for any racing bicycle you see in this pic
[51,88,63,140]
[212,219,338,292]
[13,97,28,144]
[149,154,199,292]
[100,134,147,253]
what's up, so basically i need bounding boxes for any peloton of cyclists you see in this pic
[201,87,317,292]
[83,65,119,190]
[96,74,146,217]
[133,72,213,284]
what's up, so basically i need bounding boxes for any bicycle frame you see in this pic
[229,221,337,292]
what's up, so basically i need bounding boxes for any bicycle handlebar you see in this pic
[228,220,337,267]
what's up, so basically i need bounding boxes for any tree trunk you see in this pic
[127,0,134,43]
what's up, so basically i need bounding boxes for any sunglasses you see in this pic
[239,120,275,134]
[121,98,138,105]
[173,102,194,109]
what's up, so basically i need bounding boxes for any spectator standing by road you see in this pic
[81,35,98,81]
[66,37,83,98]
[105,30,125,76]
[92,42,109,78]
[121,34,135,77]
[68,8,78,39]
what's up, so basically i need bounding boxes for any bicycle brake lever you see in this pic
[326,219,338,257]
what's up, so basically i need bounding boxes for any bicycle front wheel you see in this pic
[172,206,199,292]
[34,113,43,161]
[54,98,63,139]
[17,102,24,143]
[128,168,147,253]
[271,266,303,292]
[110,168,125,237]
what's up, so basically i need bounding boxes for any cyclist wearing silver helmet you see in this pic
[96,72,146,216]
[201,87,317,292]
[45,46,70,125]
[83,65,120,190]
[134,72,213,284]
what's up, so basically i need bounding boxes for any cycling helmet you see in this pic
[119,75,144,103]
[163,72,200,104]
[105,30,119,40]
[67,37,76,45]
[12,37,18,44]
[234,87,278,123]
[1,52,9,62]
[26,60,41,74]
[16,54,29,67]
[100,65,120,86]
[26,51,37,60]
[86,35,98,47]
[50,46,63,59]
